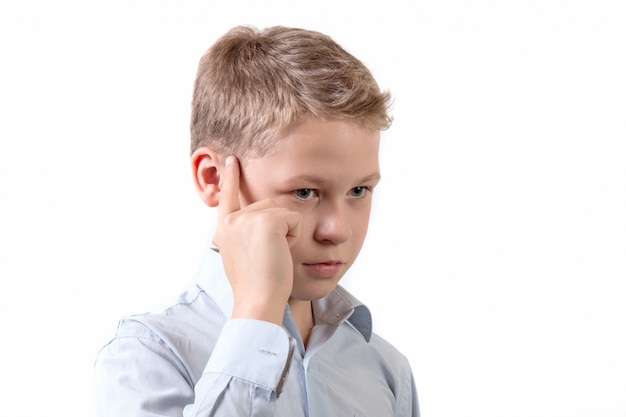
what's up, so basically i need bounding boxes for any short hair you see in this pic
[190,25,393,158]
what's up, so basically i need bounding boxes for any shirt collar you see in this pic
[313,285,372,342]
[194,241,373,342]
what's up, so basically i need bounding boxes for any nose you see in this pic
[314,201,352,244]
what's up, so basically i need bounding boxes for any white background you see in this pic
[1,1,625,416]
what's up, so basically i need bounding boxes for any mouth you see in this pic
[302,261,345,278]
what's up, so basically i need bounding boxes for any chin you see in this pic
[291,280,340,302]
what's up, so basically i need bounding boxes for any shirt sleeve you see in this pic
[395,363,421,417]
[94,318,295,417]
[185,319,295,416]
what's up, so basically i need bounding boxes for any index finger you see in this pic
[216,155,242,224]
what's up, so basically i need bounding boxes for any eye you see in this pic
[294,188,317,200]
[348,186,372,198]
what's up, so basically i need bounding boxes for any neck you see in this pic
[288,298,314,348]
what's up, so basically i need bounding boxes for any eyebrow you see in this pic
[287,172,381,186]
[356,173,382,184]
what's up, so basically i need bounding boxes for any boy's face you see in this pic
[237,119,381,302]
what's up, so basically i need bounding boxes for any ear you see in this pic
[191,147,223,207]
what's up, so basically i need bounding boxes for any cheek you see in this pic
[296,214,318,237]
[348,206,372,241]
[352,216,371,242]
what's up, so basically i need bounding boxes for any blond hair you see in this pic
[190,25,392,157]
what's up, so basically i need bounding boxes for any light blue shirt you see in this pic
[94,249,419,417]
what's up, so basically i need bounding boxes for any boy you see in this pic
[94,25,419,417]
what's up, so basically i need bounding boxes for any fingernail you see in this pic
[225,155,234,166]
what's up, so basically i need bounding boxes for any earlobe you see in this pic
[191,147,222,207]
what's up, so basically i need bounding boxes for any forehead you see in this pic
[243,119,380,184]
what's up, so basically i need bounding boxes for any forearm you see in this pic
[185,319,295,416]
[94,320,294,417]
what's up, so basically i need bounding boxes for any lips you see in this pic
[303,261,345,277]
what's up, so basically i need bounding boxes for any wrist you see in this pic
[231,296,286,325]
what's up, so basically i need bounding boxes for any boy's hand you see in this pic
[213,156,301,325]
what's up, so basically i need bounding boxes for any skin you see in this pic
[191,119,380,346]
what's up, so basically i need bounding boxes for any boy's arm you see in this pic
[404,370,421,417]
[94,318,295,417]
[212,156,300,324]
[185,319,295,416]
[95,155,304,416]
